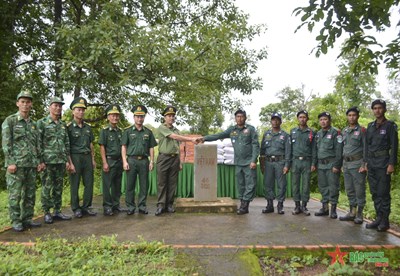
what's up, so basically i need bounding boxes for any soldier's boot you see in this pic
[292,201,302,215]
[262,199,274,214]
[377,216,390,232]
[301,201,310,216]
[330,204,338,219]
[366,215,382,229]
[237,200,249,215]
[277,201,284,215]
[354,206,364,225]
[314,203,329,216]
[238,200,244,211]
[339,205,356,221]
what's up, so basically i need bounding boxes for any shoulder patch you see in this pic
[67,122,72,127]
[124,125,133,130]
[102,125,108,130]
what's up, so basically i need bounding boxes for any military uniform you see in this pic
[290,123,316,214]
[315,112,343,218]
[67,97,96,217]
[261,125,291,213]
[366,100,398,231]
[340,113,367,223]
[99,104,123,215]
[1,91,41,231]
[122,105,157,214]
[37,97,71,223]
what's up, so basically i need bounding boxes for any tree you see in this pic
[294,0,400,77]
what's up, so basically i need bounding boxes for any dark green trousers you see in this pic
[156,154,180,208]
[343,167,366,207]
[41,163,66,213]
[264,160,287,201]
[235,165,257,201]
[125,158,149,212]
[69,153,94,212]
[291,159,311,202]
[102,159,123,210]
[6,167,36,227]
[317,168,340,204]
[368,167,391,218]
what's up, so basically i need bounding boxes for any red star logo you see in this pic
[327,246,349,265]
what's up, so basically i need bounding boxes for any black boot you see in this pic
[301,202,310,216]
[330,204,337,219]
[262,199,274,214]
[354,206,364,224]
[277,201,284,215]
[315,203,329,216]
[366,215,382,229]
[377,216,390,232]
[292,201,301,215]
[339,206,356,221]
[237,200,249,215]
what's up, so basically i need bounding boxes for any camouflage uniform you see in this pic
[2,112,40,229]
[37,115,70,214]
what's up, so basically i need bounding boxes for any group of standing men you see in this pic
[197,99,398,232]
[2,91,197,232]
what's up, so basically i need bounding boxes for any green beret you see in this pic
[162,105,177,116]
[70,97,88,110]
[50,96,65,105]
[17,91,33,100]
[131,105,148,115]
[105,104,121,115]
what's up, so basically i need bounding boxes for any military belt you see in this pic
[343,153,363,162]
[72,152,90,155]
[293,156,311,161]
[368,150,389,158]
[266,155,284,162]
[107,155,121,160]
[128,155,147,160]
[318,158,335,165]
[160,153,178,157]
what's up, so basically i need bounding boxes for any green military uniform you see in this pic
[157,119,180,210]
[37,100,70,216]
[315,112,343,218]
[122,105,157,213]
[290,125,316,205]
[366,100,398,231]
[204,122,259,202]
[340,115,367,222]
[67,97,95,214]
[1,91,40,230]
[99,105,123,214]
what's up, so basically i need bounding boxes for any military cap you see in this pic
[346,106,360,115]
[296,110,309,117]
[318,111,331,119]
[234,109,246,116]
[162,105,177,116]
[271,112,282,120]
[49,96,65,105]
[371,99,386,109]
[131,105,148,116]
[70,97,87,110]
[17,91,33,100]
[105,104,121,115]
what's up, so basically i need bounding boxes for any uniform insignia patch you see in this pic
[354,131,360,136]
[243,129,249,134]
[380,129,386,135]
[280,135,285,140]
[326,134,332,139]
[337,135,343,143]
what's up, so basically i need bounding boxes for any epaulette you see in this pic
[66,122,72,127]
[124,125,133,130]
[84,122,92,127]
[102,125,109,130]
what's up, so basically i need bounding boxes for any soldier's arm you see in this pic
[1,118,16,168]
[203,127,232,142]
[149,147,155,171]
[284,133,291,170]
[90,142,96,168]
[332,130,343,170]
[251,127,259,163]
[388,123,399,166]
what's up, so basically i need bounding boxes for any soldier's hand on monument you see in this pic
[103,163,110,173]
[195,137,204,144]
[7,164,17,174]
[250,162,257,170]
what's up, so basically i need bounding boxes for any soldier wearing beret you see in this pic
[37,97,72,224]
[200,109,259,215]
[122,105,157,215]
[365,99,398,232]
[314,112,343,219]
[260,112,291,215]
[339,107,367,224]
[290,110,316,216]
[2,91,42,231]
[67,97,97,218]
[99,104,124,216]
[155,106,198,216]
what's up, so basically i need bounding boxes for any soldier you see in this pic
[99,104,124,216]
[67,97,97,218]
[260,112,291,215]
[121,105,157,215]
[365,99,398,232]
[314,112,343,219]
[155,106,198,216]
[2,91,42,232]
[290,110,316,216]
[37,97,72,224]
[201,109,259,215]
[339,107,367,224]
